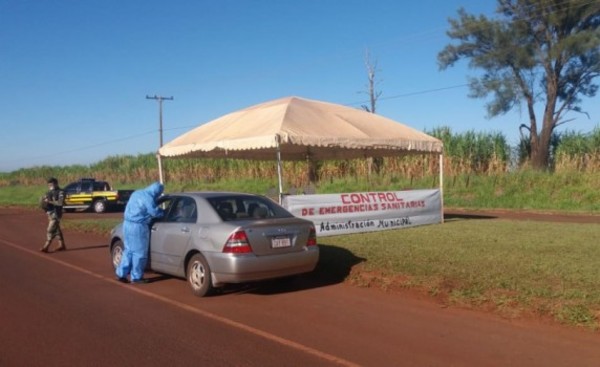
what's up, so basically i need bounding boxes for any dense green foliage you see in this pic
[2,126,598,212]
[438,0,600,169]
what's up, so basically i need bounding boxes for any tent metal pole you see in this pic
[439,153,444,224]
[157,152,164,184]
[276,137,284,204]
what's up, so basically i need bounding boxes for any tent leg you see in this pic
[157,153,164,184]
[439,153,444,224]
[276,142,284,204]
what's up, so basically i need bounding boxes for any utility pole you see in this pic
[146,95,174,184]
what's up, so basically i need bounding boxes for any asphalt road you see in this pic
[1,207,599,367]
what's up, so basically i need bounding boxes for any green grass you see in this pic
[61,218,121,234]
[4,171,599,213]
[442,171,600,213]
[321,219,600,329]
[0,185,46,208]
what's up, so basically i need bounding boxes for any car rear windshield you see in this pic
[208,195,293,221]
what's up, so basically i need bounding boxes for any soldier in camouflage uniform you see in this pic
[40,177,67,252]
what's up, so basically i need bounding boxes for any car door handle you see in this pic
[180,227,190,233]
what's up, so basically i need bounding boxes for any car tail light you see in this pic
[306,226,317,247]
[223,230,253,254]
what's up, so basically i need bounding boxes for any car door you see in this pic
[78,181,94,205]
[63,182,90,206]
[150,197,197,276]
[63,182,80,205]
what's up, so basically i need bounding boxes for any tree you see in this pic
[360,49,384,174]
[361,49,382,114]
[438,0,600,169]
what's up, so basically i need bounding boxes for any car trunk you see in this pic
[241,218,313,256]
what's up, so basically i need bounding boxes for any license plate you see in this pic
[271,236,291,248]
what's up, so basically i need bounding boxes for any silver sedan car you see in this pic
[109,192,319,296]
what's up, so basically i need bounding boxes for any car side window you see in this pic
[166,198,197,223]
[210,195,293,221]
[80,182,93,192]
[215,200,236,221]
[155,197,175,222]
[179,198,197,223]
[64,183,78,194]
[246,201,268,219]
[93,181,109,191]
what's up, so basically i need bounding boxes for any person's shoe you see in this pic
[130,278,149,284]
[55,246,67,252]
[116,277,129,283]
[39,247,49,253]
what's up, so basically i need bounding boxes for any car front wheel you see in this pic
[187,253,213,297]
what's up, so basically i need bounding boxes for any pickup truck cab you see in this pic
[63,178,133,213]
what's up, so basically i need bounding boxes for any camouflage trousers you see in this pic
[46,212,64,244]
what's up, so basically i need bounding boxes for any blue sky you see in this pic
[1,0,598,172]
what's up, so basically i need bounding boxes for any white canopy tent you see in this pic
[159,96,444,204]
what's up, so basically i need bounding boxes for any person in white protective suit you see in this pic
[116,182,164,284]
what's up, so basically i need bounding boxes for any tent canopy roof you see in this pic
[159,96,443,161]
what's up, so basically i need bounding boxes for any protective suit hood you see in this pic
[124,181,165,224]
[145,182,164,199]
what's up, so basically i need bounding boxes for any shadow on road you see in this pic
[219,244,365,296]
[144,274,172,283]
[444,212,497,222]
[62,244,109,252]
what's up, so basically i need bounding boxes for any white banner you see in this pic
[283,189,442,237]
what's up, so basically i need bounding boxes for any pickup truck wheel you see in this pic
[111,240,124,270]
[93,199,107,213]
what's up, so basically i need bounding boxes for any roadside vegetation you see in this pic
[1,127,599,329]
[2,126,599,211]
[322,220,600,329]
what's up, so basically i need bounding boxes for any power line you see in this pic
[345,83,469,107]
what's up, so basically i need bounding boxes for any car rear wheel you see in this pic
[187,253,213,297]
[111,240,124,270]
[93,199,107,213]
